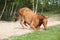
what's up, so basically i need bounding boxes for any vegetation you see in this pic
[0,0,60,21]
[3,25,60,40]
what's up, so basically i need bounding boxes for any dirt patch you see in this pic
[0,17,60,39]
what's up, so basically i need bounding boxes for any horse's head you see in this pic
[14,13,19,22]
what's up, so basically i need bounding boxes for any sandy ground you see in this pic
[0,17,60,39]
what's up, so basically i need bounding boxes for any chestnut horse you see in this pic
[14,7,48,30]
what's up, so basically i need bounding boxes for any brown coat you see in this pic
[14,7,48,30]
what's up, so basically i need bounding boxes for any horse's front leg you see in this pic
[30,22,36,30]
[20,17,25,29]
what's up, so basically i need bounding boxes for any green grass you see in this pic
[3,25,60,40]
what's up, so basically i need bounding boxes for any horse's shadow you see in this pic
[14,26,46,31]
[14,26,31,30]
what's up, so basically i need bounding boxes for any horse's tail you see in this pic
[14,11,19,21]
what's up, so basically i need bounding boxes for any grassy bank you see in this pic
[3,25,60,40]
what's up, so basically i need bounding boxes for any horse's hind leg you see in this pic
[24,21,27,26]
